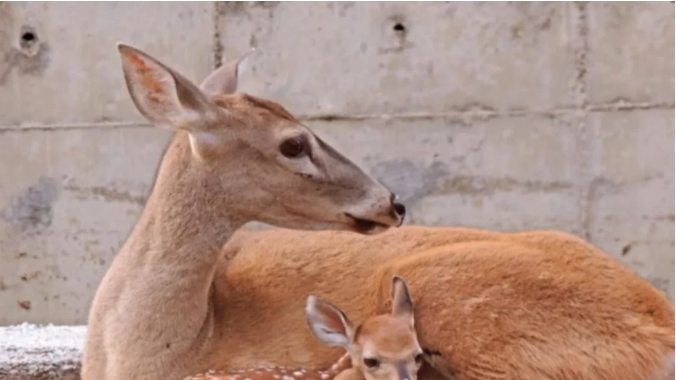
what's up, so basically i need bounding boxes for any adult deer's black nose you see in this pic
[390,193,406,226]
[393,201,406,218]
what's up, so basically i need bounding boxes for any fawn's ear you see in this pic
[391,276,414,323]
[306,296,354,348]
[117,43,221,132]
[199,48,255,97]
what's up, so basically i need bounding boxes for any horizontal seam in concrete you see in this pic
[0,121,148,132]
[0,101,673,131]
[298,102,675,121]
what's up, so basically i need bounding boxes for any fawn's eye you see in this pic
[280,137,306,158]
[414,353,424,365]
[363,358,380,369]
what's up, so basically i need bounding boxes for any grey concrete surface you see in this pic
[0,2,673,327]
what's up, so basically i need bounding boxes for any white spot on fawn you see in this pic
[273,375,280,379]
[321,374,329,379]
[294,371,303,377]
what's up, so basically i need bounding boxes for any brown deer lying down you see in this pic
[205,226,675,380]
[186,277,423,380]
[83,46,674,380]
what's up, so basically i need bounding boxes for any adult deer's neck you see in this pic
[86,133,247,379]
[119,133,243,311]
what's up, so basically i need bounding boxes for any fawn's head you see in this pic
[117,44,405,234]
[306,277,423,380]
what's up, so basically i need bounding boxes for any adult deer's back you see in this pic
[207,226,675,380]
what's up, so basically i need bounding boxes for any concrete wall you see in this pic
[0,2,673,325]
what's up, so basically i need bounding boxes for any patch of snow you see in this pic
[0,323,86,379]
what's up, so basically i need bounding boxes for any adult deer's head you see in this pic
[118,44,405,234]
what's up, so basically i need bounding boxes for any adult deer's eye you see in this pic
[363,358,380,369]
[414,353,424,365]
[280,138,305,158]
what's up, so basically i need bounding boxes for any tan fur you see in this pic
[198,227,675,380]
[82,45,403,380]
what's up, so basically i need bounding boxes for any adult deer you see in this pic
[82,45,405,380]
[206,226,674,380]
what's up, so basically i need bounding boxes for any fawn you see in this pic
[185,276,423,380]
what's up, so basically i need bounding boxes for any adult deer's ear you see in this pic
[305,295,354,348]
[199,48,256,97]
[117,43,221,132]
[391,276,414,324]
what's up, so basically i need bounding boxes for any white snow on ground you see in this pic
[0,323,86,379]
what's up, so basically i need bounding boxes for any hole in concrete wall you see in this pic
[393,22,406,34]
[379,17,411,54]
[21,31,35,43]
[19,26,39,52]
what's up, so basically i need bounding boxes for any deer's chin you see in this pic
[344,213,392,235]
[261,214,392,235]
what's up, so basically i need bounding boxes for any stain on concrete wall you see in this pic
[1,178,59,233]
[0,2,673,324]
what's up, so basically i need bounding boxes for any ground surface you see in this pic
[0,323,85,380]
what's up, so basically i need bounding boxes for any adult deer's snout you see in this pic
[391,193,406,225]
